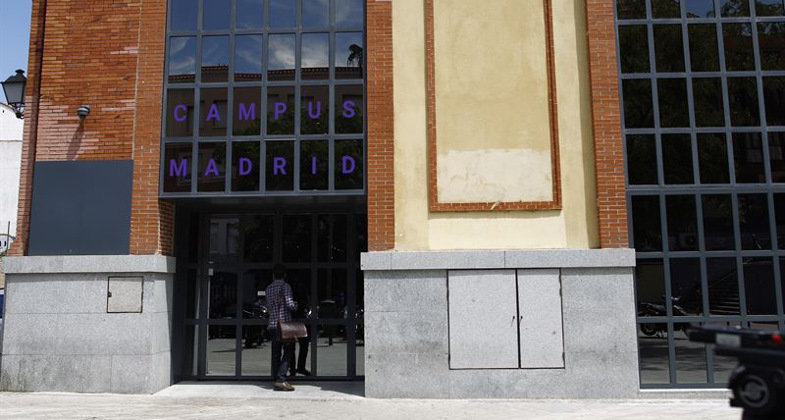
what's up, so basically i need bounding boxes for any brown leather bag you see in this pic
[278,321,308,343]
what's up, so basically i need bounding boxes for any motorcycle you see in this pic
[638,297,691,336]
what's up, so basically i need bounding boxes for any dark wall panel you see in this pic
[28,160,133,255]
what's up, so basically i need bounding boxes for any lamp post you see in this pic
[2,69,27,118]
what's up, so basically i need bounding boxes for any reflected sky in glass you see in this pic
[169,37,197,80]
[303,0,329,27]
[235,35,263,79]
[270,0,296,28]
[204,0,230,30]
[336,0,364,27]
[302,33,329,68]
[268,34,295,70]
[236,0,264,29]
[202,36,230,67]
[336,32,363,67]
[171,0,197,31]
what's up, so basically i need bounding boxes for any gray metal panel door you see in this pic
[518,269,564,368]
[448,270,518,369]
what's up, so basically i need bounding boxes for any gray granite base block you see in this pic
[362,250,638,399]
[0,255,174,394]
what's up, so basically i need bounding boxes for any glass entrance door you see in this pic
[185,211,365,380]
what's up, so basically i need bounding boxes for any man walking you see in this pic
[265,264,297,391]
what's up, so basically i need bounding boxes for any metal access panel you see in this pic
[518,269,564,368]
[107,276,143,313]
[448,270,519,369]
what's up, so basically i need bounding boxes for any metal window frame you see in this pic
[159,0,367,198]
[616,0,785,388]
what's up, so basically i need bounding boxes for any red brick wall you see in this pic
[10,0,173,256]
[586,0,629,248]
[366,0,395,251]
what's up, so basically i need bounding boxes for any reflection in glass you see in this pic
[241,338,271,376]
[283,215,312,262]
[756,0,785,14]
[653,0,681,17]
[231,142,260,192]
[300,141,329,190]
[658,79,689,128]
[638,327,671,384]
[200,88,228,137]
[632,195,662,252]
[303,0,330,27]
[243,217,274,262]
[335,85,364,134]
[686,0,716,16]
[270,0,296,28]
[618,0,647,18]
[770,133,785,182]
[777,196,785,248]
[185,269,199,319]
[336,0,364,27]
[619,26,649,74]
[166,89,194,137]
[764,77,785,126]
[724,24,755,71]
[203,0,230,30]
[198,142,226,192]
[170,0,198,31]
[318,269,347,316]
[654,25,685,72]
[675,329,707,383]
[689,24,720,71]
[201,36,230,82]
[636,259,665,311]
[301,86,329,135]
[623,79,654,128]
[733,132,765,183]
[702,194,735,250]
[266,141,294,190]
[234,87,262,135]
[268,34,295,81]
[236,0,264,29]
[744,258,777,315]
[235,35,263,81]
[698,134,730,184]
[707,259,740,315]
[267,86,295,135]
[302,33,330,80]
[728,78,760,126]
[693,78,724,127]
[738,194,771,249]
[335,140,363,190]
[184,325,198,376]
[207,325,236,375]
[758,23,785,70]
[336,32,364,79]
[670,258,702,315]
[168,37,197,83]
[163,143,192,192]
[712,323,742,383]
[627,135,658,184]
[209,271,238,319]
[667,196,698,251]
[720,0,751,16]
[662,134,694,184]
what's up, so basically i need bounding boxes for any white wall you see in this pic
[0,103,23,251]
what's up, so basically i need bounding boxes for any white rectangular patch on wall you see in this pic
[107,276,143,313]
[518,269,564,368]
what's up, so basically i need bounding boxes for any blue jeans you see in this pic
[269,328,294,382]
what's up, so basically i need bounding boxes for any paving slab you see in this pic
[0,388,743,420]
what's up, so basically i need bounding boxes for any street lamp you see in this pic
[2,69,27,118]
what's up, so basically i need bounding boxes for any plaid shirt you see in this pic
[265,279,297,329]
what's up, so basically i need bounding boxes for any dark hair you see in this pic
[273,263,286,280]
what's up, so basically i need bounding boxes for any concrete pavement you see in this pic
[0,382,744,420]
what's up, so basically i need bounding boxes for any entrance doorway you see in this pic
[174,208,366,380]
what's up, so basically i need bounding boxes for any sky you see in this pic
[0,1,32,104]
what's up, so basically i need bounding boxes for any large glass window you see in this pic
[618,0,785,388]
[162,0,365,196]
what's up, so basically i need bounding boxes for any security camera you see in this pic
[77,105,91,118]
